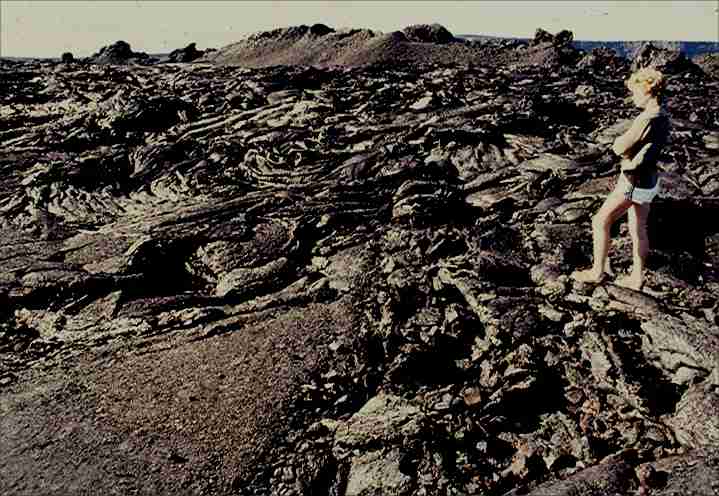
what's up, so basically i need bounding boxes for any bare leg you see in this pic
[617,202,651,290]
[572,192,633,283]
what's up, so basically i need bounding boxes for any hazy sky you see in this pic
[1,0,717,58]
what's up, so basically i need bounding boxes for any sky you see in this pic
[1,0,718,58]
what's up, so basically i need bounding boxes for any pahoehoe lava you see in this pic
[1,25,719,496]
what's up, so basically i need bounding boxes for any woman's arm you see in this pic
[612,115,652,157]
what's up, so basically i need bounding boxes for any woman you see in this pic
[572,67,671,291]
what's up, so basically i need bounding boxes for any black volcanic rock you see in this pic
[577,47,629,74]
[87,40,150,65]
[1,32,719,496]
[532,28,573,47]
[645,450,719,496]
[498,28,582,68]
[553,29,574,47]
[309,23,334,36]
[694,53,719,79]
[61,52,74,63]
[402,23,455,44]
[507,458,634,495]
[260,23,334,40]
[167,42,204,63]
[573,40,719,60]
[630,42,701,75]
[533,28,555,45]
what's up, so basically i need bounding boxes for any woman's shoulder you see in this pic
[650,105,671,120]
[639,107,671,130]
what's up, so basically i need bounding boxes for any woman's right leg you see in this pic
[617,201,651,290]
[572,191,633,282]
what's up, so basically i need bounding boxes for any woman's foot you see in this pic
[571,269,605,284]
[604,259,614,277]
[615,274,643,291]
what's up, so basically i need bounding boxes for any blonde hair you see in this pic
[625,67,666,98]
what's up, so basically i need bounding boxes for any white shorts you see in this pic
[614,173,660,204]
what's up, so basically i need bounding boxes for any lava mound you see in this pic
[204,23,492,67]
[204,24,593,70]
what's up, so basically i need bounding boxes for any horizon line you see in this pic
[3,33,719,59]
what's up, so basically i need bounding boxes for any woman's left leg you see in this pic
[572,191,633,283]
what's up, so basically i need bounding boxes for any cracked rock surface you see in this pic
[1,24,719,496]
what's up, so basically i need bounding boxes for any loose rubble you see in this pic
[1,24,718,496]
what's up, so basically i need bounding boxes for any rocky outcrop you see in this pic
[86,40,152,65]
[167,42,205,63]
[577,47,629,75]
[402,23,456,44]
[638,449,719,495]
[630,42,702,75]
[531,28,574,48]
[506,457,634,496]
[487,28,583,69]
[694,52,719,79]
[1,28,718,495]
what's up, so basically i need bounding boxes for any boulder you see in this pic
[167,42,204,63]
[532,28,573,47]
[630,42,700,75]
[504,458,634,496]
[643,449,719,496]
[86,40,150,65]
[333,393,425,454]
[670,381,719,448]
[694,52,719,79]
[402,23,455,44]
[345,449,414,496]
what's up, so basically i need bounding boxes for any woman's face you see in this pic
[630,83,652,108]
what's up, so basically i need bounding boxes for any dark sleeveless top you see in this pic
[612,106,671,188]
